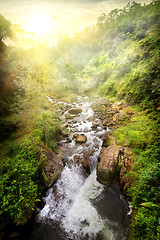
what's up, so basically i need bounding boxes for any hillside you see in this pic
[0,1,160,239]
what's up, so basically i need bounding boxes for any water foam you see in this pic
[38,165,114,239]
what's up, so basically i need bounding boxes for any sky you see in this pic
[0,0,152,48]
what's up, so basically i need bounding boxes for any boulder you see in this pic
[43,149,64,188]
[65,138,72,143]
[73,154,80,163]
[112,102,122,108]
[68,108,82,115]
[65,113,76,120]
[73,150,94,174]
[92,121,99,129]
[88,116,95,121]
[102,119,112,126]
[75,134,87,144]
[62,123,68,128]
[97,145,124,186]
[80,150,94,174]
[73,133,79,138]
[61,131,69,137]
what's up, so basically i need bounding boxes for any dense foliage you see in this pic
[80,1,160,109]
[114,110,160,239]
[0,25,62,225]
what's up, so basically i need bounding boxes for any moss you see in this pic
[103,134,114,147]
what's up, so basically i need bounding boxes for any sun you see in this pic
[23,14,55,36]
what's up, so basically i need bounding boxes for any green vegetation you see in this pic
[114,110,160,239]
[80,1,160,110]
[0,17,63,225]
[0,0,160,239]
[0,136,44,224]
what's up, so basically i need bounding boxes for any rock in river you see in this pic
[97,145,124,186]
[73,133,79,138]
[80,149,95,174]
[68,107,82,115]
[75,134,87,144]
[65,113,77,120]
[43,149,64,188]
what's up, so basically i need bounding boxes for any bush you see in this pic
[130,208,160,240]
[0,136,45,224]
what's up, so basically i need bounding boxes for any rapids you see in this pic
[26,96,130,240]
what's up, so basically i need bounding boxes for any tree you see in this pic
[0,13,12,53]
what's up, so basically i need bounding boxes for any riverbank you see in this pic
[22,95,130,240]
[92,96,160,240]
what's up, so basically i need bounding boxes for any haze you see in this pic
[0,0,152,48]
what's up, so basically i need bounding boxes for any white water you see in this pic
[39,166,108,239]
[36,97,130,240]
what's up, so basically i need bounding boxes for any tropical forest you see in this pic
[0,0,160,239]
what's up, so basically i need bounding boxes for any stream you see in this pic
[25,96,130,240]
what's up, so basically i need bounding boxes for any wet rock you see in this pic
[102,119,113,126]
[112,102,123,108]
[67,119,73,124]
[112,102,128,111]
[65,113,77,120]
[73,154,80,163]
[92,121,99,129]
[97,145,124,186]
[62,123,68,128]
[68,108,82,115]
[43,149,64,188]
[88,116,95,121]
[75,134,87,144]
[73,133,79,138]
[93,142,100,149]
[81,150,94,174]
[65,138,72,143]
[61,131,69,137]
[113,114,119,123]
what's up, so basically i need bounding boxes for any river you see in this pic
[24,96,130,240]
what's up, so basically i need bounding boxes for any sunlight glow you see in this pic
[23,14,55,36]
